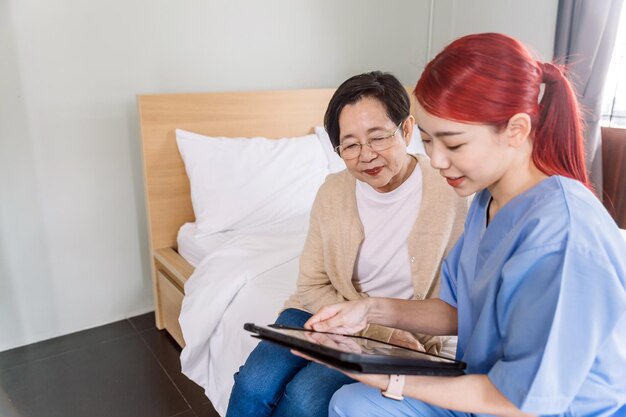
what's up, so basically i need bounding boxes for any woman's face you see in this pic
[338,97,413,193]
[415,103,514,197]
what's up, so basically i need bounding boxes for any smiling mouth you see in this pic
[364,167,383,176]
[445,176,465,187]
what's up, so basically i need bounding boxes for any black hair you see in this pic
[324,71,410,149]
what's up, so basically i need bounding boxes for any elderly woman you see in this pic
[225,71,467,417]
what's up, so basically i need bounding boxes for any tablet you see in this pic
[244,323,466,376]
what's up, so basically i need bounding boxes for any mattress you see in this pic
[177,222,233,267]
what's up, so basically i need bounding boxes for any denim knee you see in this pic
[273,362,353,417]
[228,339,304,411]
[226,309,312,417]
[274,308,313,327]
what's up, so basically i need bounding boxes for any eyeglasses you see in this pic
[334,122,403,160]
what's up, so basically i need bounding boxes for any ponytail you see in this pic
[534,62,590,189]
[414,33,592,190]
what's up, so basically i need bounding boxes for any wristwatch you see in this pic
[381,374,405,400]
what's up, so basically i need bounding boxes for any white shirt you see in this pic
[353,165,422,299]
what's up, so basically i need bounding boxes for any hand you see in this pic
[389,329,426,352]
[304,299,371,334]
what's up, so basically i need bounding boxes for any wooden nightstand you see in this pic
[153,247,194,347]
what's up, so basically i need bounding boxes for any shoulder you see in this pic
[512,177,625,265]
[524,176,606,234]
[557,177,626,261]
[503,178,626,309]
[316,169,354,197]
[310,170,356,215]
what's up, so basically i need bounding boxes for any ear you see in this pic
[402,115,415,147]
[504,113,532,148]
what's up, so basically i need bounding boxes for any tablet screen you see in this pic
[262,324,457,364]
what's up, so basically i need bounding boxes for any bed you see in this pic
[137,89,346,414]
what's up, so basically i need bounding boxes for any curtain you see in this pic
[554,0,625,197]
[602,127,626,228]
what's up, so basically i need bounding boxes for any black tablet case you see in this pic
[244,323,466,376]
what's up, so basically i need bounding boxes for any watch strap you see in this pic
[381,374,405,400]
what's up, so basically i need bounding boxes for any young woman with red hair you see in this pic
[300,33,626,416]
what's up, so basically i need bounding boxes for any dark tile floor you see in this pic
[0,312,220,417]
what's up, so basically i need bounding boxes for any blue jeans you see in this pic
[226,308,354,417]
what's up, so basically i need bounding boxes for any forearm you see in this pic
[367,298,457,336]
[401,374,535,417]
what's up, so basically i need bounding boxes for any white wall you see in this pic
[0,0,558,351]
[429,0,558,62]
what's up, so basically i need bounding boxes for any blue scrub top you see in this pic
[439,176,626,416]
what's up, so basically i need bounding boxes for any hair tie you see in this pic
[538,61,561,84]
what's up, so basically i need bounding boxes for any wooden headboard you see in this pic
[137,89,335,253]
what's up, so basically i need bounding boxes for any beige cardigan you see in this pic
[284,154,468,353]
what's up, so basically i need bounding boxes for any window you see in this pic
[601,4,626,128]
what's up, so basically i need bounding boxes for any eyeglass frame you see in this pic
[333,120,406,160]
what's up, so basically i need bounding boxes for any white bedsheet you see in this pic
[206,259,299,414]
[179,216,309,416]
[177,222,234,268]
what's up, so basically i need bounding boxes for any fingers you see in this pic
[305,300,368,333]
[326,334,362,353]
[406,339,426,352]
[339,338,362,353]
[304,304,340,329]
[311,313,346,332]
[389,329,427,352]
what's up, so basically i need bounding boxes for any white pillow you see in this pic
[176,129,329,237]
[314,126,346,173]
[408,128,426,155]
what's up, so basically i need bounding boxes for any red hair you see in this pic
[414,33,590,189]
